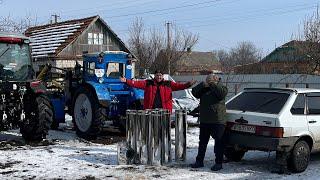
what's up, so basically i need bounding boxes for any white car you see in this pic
[225,88,320,173]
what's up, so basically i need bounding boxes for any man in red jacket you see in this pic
[120,70,196,112]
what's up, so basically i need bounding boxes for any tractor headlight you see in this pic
[98,77,104,84]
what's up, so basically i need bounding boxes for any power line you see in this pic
[61,0,162,19]
[103,0,238,30]
[35,0,232,28]
[184,5,317,29]
[36,0,161,24]
[105,0,222,18]
[57,0,157,15]
[174,2,316,25]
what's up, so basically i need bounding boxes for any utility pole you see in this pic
[166,22,171,74]
[51,14,60,24]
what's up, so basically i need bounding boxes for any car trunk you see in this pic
[226,91,290,137]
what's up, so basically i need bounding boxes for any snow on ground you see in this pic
[1,118,320,180]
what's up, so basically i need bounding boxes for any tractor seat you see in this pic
[108,71,121,78]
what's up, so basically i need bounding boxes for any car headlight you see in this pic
[98,77,104,83]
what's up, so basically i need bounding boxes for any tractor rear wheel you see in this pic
[72,87,103,140]
[20,95,54,141]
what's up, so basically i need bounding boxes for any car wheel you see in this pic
[224,147,246,162]
[288,140,310,173]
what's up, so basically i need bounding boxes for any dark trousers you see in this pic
[196,123,225,164]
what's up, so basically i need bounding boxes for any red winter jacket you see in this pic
[126,79,191,112]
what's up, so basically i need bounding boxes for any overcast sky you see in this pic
[1,0,319,55]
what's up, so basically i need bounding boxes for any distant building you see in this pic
[234,40,317,74]
[175,51,221,75]
[25,15,133,72]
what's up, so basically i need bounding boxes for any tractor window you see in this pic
[84,62,95,75]
[0,43,32,81]
[106,62,125,78]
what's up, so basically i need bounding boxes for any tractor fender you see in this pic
[85,82,111,107]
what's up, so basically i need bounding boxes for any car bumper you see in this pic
[226,132,299,152]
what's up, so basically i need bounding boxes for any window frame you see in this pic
[290,93,306,115]
[306,93,320,115]
[105,62,125,78]
[88,32,104,45]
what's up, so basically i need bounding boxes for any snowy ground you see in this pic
[1,116,320,180]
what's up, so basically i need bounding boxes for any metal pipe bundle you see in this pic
[119,108,187,165]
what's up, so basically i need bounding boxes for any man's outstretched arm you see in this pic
[120,77,147,90]
[171,80,196,91]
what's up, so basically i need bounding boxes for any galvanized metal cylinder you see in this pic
[175,109,187,162]
[125,110,137,164]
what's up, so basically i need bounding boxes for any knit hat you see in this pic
[206,74,219,84]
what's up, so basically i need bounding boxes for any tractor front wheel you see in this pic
[20,95,54,141]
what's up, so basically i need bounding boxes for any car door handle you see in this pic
[309,120,317,124]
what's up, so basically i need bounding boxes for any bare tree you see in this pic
[213,42,261,73]
[0,14,38,33]
[128,18,163,76]
[213,49,231,72]
[294,10,320,74]
[164,25,199,74]
[229,41,262,66]
[128,19,198,76]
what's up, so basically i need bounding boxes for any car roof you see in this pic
[244,87,320,93]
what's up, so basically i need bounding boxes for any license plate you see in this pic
[231,124,256,133]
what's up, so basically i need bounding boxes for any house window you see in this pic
[88,33,93,45]
[98,33,103,45]
[88,33,104,45]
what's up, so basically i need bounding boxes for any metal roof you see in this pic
[25,16,97,58]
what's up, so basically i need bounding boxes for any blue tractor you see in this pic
[44,51,144,139]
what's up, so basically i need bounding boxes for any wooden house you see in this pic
[25,15,132,72]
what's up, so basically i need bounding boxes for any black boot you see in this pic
[211,164,223,171]
[190,161,204,168]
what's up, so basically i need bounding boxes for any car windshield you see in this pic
[0,42,32,81]
[226,91,290,114]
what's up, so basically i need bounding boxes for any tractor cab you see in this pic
[82,51,135,87]
[0,32,33,81]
